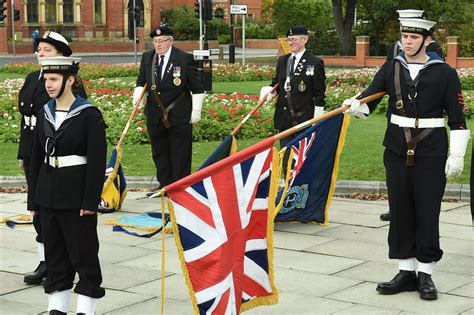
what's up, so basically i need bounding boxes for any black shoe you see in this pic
[41,276,47,287]
[376,270,418,295]
[380,211,390,221]
[49,310,66,315]
[418,272,438,300]
[24,261,47,285]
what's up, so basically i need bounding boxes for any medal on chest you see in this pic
[173,66,181,86]
[306,65,314,76]
[298,80,306,92]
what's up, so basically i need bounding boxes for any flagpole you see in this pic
[273,91,386,142]
[117,83,148,147]
[230,83,280,136]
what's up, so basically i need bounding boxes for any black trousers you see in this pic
[41,207,105,298]
[147,121,192,187]
[24,159,43,244]
[384,149,446,263]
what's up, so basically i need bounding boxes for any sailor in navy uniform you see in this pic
[386,9,444,62]
[260,26,326,148]
[344,18,469,300]
[380,9,445,222]
[27,56,106,314]
[18,31,87,286]
[133,26,205,196]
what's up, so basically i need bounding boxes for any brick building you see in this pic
[0,0,262,54]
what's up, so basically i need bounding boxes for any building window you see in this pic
[26,0,39,23]
[63,0,74,23]
[94,0,103,24]
[45,0,56,23]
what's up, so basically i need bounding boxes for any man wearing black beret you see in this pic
[260,26,326,163]
[134,26,205,196]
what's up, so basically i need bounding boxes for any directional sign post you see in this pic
[230,4,247,66]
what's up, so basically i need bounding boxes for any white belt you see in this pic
[44,155,87,168]
[390,114,445,128]
[24,115,36,129]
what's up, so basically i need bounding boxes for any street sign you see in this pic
[230,4,247,15]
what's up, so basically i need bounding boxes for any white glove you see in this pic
[190,93,206,124]
[343,98,369,119]
[445,129,470,178]
[259,86,275,103]
[133,86,147,107]
[313,106,324,118]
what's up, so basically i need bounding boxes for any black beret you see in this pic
[286,26,308,37]
[149,26,173,38]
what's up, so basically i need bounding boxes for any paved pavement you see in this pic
[1,191,472,314]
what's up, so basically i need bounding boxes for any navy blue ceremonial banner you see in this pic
[274,114,349,224]
[198,134,237,170]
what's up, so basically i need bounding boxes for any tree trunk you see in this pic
[332,0,357,55]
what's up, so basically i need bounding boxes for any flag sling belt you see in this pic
[150,53,187,128]
[394,62,433,166]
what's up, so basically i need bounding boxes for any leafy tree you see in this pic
[331,0,357,55]
[161,5,199,40]
[272,0,333,37]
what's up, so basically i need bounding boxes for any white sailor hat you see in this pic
[399,18,436,35]
[36,31,72,56]
[397,9,424,18]
[39,56,81,74]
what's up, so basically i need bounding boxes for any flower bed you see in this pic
[1,65,472,144]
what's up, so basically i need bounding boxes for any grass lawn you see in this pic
[2,114,471,184]
[103,76,266,95]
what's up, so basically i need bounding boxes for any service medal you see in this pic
[173,77,181,86]
[298,80,306,92]
[173,66,181,78]
[305,65,314,76]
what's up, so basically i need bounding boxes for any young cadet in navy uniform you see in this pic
[344,18,470,300]
[260,26,326,151]
[27,56,106,314]
[18,31,87,286]
[380,9,444,222]
[133,26,205,196]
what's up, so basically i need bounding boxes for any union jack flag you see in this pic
[166,138,279,314]
[288,130,316,187]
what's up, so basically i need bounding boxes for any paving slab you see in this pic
[273,230,335,251]
[0,271,32,295]
[436,252,474,275]
[439,222,473,240]
[314,224,388,246]
[440,237,473,256]
[105,297,194,314]
[273,248,364,275]
[273,267,362,298]
[1,193,472,314]
[127,274,190,301]
[274,221,341,235]
[118,251,184,275]
[0,228,37,251]
[100,263,166,291]
[250,292,353,314]
[305,238,388,263]
[449,282,474,298]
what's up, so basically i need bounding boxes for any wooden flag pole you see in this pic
[273,91,386,142]
[117,83,148,147]
[231,83,280,136]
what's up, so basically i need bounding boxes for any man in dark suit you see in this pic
[260,26,326,151]
[134,26,205,196]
